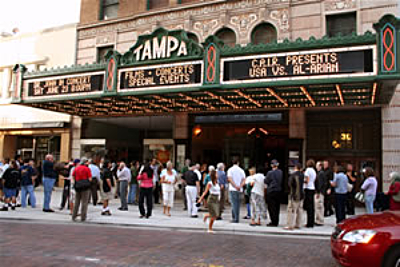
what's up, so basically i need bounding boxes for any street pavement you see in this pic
[0,187,364,237]
[0,220,337,267]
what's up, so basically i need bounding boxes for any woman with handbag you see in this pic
[197,169,220,233]
[72,158,92,222]
[360,167,378,214]
[386,172,400,211]
[137,164,154,219]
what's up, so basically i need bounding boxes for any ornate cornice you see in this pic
[78,0,290,39]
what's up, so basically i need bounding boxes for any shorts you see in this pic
[101,191,113,201]
[4,187,17,199]
[70,188,76,204]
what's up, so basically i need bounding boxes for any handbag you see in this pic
[355,192,365,203]
[347,183,353,193]
[74,179,91,192]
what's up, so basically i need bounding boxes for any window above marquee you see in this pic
[97,45,114,63]
[216,28,237,48]
[326,12,357,37]
[100,0,119,21]
[251,23,277,45]
[147,0,169,10]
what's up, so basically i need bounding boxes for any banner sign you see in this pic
[222,46,375,84]
[119,61,202,91]
[25,72,104,98]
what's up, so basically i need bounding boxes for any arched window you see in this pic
[186,32,199,43]
[251,23,277,44]
[215,28,236,48]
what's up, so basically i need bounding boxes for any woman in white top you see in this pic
[198,170,220,233]
[245,167,267,226]
[160,161,177,216]
[304,159,317,228]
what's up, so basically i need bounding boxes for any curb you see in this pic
[0,216,332,238]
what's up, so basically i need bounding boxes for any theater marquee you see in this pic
[118,61,203,92]
[221,46,377,84]
[23,71,105,100]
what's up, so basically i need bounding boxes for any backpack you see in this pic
[101,168,114,193]
[6,169,20,188]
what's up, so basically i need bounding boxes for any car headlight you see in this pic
[342,230,377,244]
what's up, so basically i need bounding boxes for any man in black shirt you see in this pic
[183,165,200,218]
[284,163,304,230]
[264,159,283,227]
[315,162,329,226]
[1,160,20,211]
[42,154,58,212]
[323,160,334,217]
[346,163,357,215]
[101,160,114,216]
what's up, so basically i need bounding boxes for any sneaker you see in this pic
[216,217,222,221]
[0,207,8,211]
[11,206,15,210]
[118,207,128,211]
[43,209,55,213]
[191,215,198,218]
[243,215,251,220]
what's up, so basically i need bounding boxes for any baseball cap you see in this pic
[271,159,279,166]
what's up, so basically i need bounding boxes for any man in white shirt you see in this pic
[117,162,131,211]
[227,159,246,223]
[89,160,101,206]
[304,159,317,228]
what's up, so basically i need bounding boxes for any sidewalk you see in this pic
[0,187,358,237]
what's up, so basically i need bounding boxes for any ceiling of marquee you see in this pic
[25,82,378,117]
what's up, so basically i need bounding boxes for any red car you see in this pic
[331,211,400,267]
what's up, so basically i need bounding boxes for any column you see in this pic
[289,109,306,166]
[173,113,189,171]
[0,134,17,160]
[71,116,82,160]
[382,84,400,191]
[1,68,10,100]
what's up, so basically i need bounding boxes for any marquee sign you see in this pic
[121,28,203,65]
[24,72,104,99]
[222,46,376,84]
[118,61,202,92]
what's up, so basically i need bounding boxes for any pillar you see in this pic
[382,84,400,191]
[173,113,189,171]
[289,109,306,139]
[71,116,82,160]
[289,109,306,166]
[0,134,17,160]
[60,131,71,162]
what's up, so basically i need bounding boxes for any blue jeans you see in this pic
[229,191,241,222]
[43,178,56,210]
[21,185,36,208]
[128,184,137,204]
[365,195,375,214]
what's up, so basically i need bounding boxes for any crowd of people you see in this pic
[0,155,400,233]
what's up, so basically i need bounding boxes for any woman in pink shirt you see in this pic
[137,164,154,218]
[387,172,400,211]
